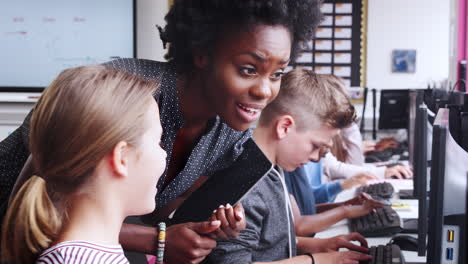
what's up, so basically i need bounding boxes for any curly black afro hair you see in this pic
[158,0,323,73]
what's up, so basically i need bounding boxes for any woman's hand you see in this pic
[164,221,220,264]
[208,203,246,240]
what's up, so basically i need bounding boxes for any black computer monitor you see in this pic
[408,90,426,194]
[414,105,428,256]
[424,88,449,119]
[449,90,468,152]
[448,90,468,111]
[446,91,468,145]
[408,90,424,167]
[399,103,430,244]
[461,113,468,152]
[378,89,410,130]
[449,105,461,142]
[427,108,467,264]
[400,92,428,200]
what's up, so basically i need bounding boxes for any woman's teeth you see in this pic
[238,104,260,114]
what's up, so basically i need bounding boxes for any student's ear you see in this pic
[110,141,130,179]
[275,115,295,139]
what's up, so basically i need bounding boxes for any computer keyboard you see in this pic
[357,182,395,200]
[360,244,405,264]
[365,149,394,163]
[349,206,403,237]
[365,139,409,163]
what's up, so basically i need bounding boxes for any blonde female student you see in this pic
[0,65,191,264]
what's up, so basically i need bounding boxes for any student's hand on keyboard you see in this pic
[341,173,377,190]
[313,251,372,264]
[207,203,246,240]
[343,193,385,208]
[384,165,413,179]
[343,193,385,218]
[362,140,376,154]
[375,137,399,151]
[342,199,384,219]
[321,233,369,253]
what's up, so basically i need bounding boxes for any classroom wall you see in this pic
[0,1,456,139]
[138,0,453,89]
[137,0,453,87]
[366,0,451,90]
[136,0,169,61]
[0,0,170,140]
[449,0,461,83]
[355,0,454,134]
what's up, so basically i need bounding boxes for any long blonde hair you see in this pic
[331,133,349,163]
[1,65,158,264]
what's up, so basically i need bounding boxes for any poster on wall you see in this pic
[292,0,368,91]
[392,49,416,73]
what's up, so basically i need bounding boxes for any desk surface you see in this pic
[316,179,427,263]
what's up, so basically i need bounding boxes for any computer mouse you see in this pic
[389,234,418,251]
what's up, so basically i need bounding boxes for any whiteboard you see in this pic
[0,0,135,89]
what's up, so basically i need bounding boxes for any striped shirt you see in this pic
[36,241,129,264]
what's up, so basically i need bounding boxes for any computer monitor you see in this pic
[378,89,409,130]
[414,105,428,256]
[424,88,449,118]
[448,90,468,111]
[399,103,430,239]
[461,113,468,152]
[408,90,423,167]
[444,90,468,154]
[400,91,428,200]
[448,104,463,148]
[427,108,467,264]
[0,0,136,92]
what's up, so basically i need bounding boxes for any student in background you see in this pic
[280,77,383,238]
[326,76,412,179]
[285,162,382,236]
[210,69,373,264]
[287,160,376,205]
[0,1,323,263]
[1,66,174,263]
[332,124,366,165]
[323,142,412,180]
[285,160,377,210]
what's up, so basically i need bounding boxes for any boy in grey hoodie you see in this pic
[210,69,375,264]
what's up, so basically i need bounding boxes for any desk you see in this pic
[315,179,427,263]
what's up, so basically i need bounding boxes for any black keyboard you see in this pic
[360,244,406,264]
[365,149,394,163]
[357,182,395,200]
[349,207,403,237]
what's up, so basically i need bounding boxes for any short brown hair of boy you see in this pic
[259,68,356,130]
